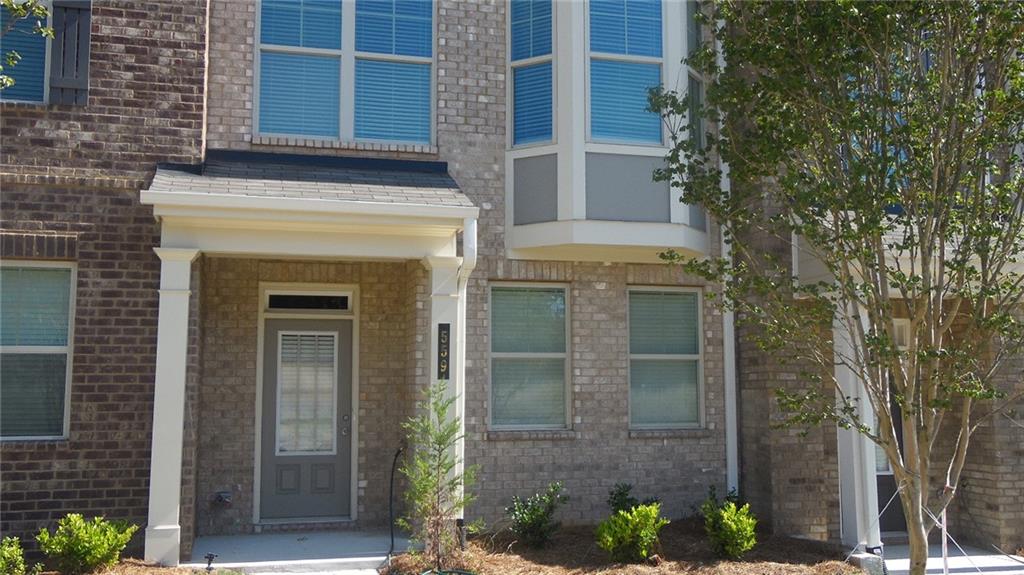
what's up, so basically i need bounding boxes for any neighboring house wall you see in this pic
[0,0,208,555]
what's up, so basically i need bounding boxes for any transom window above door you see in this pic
[257,0,434,144]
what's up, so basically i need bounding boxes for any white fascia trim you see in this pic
[141,190,479,221]
[511,219,709,253]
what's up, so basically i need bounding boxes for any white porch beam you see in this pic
[144,247,199,566]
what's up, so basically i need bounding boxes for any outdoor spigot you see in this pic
[204,552,218,572]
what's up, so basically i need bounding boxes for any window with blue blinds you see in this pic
[510,0,551,61]
[261,0,342,49]
[260,52,341,138]
[0,265,74,438]
[490,286,568,428]
[589,0,661,57]
[0,8,48,103]
[513,62,552,145]
[510,0,552,146]
[354,59,430,143]
[356,0,432,57]
[628,291,701,428]
[588,0,663,145]
[590,60,662,143]
[256,0,434,143]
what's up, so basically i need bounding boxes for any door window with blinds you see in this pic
[490,285,568,429]
[0,264,75,439]
[257,0,434,143]
[628,289,702,428]
[276,332,339,455]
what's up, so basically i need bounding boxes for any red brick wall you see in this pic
[0,0,208,558]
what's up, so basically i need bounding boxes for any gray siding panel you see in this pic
[585,153,670,223]
[513,154,558,225]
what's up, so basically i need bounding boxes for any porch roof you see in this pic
[145,150,476,216]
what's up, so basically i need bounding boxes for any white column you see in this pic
[422,256,465,506]
[555,0,587,221]
[144,248,199,566]
[835,311,882,551]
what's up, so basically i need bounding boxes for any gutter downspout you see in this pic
[453,216,477,523]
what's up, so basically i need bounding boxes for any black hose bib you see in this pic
[388,445,406,562]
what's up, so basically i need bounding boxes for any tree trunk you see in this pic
[905,496,930,575]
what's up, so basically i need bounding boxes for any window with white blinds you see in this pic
[276,332,338,454]
[257,0,433,143]
[490,286,568,428]
[0,264,75,439]
[588,0,664,144]
[628,290,701,428]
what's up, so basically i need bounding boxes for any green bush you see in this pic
[595,503,669,563]
[36,514,138,575]
[700,489,757,559]
[2,537,31,575]
[506,481,569,548]
[606,483,659,514]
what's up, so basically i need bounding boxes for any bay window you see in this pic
[510,0,553,146]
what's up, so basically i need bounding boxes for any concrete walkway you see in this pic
[883,544,1024,575]
[182,530,410,574]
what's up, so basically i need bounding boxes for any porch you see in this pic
[138,151,478,565]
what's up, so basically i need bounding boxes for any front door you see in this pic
[261,318,352,520]
[876,394,906,533]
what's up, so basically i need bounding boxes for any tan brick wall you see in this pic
[193,258,424,535]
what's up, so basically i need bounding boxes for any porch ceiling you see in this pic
[141,151,478,260]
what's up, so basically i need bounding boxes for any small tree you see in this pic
[398,380,477,571]
[1,0,52,91]
[653,3,1023,575]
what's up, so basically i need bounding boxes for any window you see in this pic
[510,0,553,146]
[628,290,701,428]
[588,0,663,144]
[490,286,568,429]
[0,264,75,439]
[276,332,338,454]
[257,0,433,143]
[685,1,704,149]
[0,6,49,103]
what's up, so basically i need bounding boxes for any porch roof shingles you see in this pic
[147,158,474,209]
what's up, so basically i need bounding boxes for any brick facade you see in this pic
[0,0,208,555]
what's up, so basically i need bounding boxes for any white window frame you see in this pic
[274,329,340,457]
[488,282,571,431]
[626,286,704,430]
[507,0,557,150]
[0,3,51,105]
[0,260,76,441]
[253,0,437,145]
[583,0,667,147]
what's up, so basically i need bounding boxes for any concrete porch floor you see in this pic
[883,544,1024,575]
[182,530,410,574]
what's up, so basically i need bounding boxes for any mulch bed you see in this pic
[387,519,863,575]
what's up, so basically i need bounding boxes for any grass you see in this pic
[388,519,863,575]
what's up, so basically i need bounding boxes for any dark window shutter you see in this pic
[48,1,91,105]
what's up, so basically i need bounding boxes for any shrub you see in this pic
[606,483,660,514]
[506,482,569,548]
[397,380,477,571]
[595,503,670,563]
[35,514,138,575]
[1,537,32,575]
[700,489,757,559]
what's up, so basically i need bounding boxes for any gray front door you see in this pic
[261,318,352,520]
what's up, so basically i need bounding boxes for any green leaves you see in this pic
[700,489,757,559]
[35,514,137,575]
[595,503,670,563]
[505,481,569,548]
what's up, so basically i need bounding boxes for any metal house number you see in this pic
[437,323,450,380]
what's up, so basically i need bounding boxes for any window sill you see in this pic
[0,437,70,448]
[629,428,711,440]
[251,134,438,155]
[485,429,578,441]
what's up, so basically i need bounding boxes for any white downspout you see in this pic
[453,216,477,521]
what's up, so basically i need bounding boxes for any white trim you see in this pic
[273,330,340,457]
[254,283,360,525]
[626,286,705,430]
[253,0,437,145]
[487,282,572,431]
[0,260,76,441]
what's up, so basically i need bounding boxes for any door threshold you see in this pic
[255,516,354,527]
